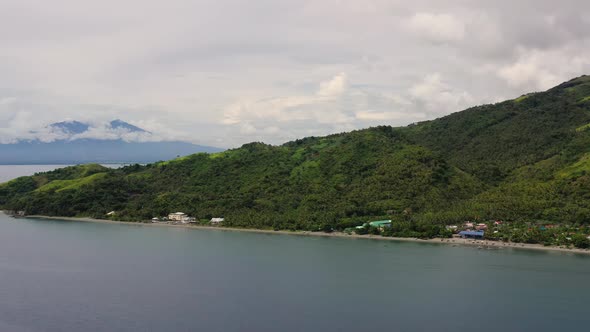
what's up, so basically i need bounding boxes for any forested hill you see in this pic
[2,75,590,231]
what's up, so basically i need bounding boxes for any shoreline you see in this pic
[6,212,590,256]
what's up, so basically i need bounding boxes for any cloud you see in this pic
[223,73,353,127]
[318,72,348,97]
[404,12,465,43]
[355,110,426,121]
[496,45,590,90]
[0,0,589,147]
[221,72,471,144]
[498,60,558,90]
[0,110,184,144]
[409,73,473,114]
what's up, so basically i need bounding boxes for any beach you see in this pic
[10,212,590,256]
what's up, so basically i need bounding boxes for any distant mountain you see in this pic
[48,121,90,135]
[108,120,148,133]
[0,120,223,164]
[44,119,147,137]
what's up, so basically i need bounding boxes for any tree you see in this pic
[571,234,590,249]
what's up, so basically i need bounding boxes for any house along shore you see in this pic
[5,211,589,256]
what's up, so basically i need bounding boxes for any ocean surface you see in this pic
[1,165,590,331]
[1,213,590,332]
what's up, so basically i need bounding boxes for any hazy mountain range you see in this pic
[0,120,222,164]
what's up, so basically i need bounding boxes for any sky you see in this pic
[1,0,590,148]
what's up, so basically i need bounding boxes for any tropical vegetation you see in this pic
[2,75,590,246]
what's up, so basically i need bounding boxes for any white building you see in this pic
[168,212,188,222]
[476,223,488,230]
[210,218,224,225]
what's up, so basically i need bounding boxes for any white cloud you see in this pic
[404,12,465,43]
[220,72,472,144]
[409,73,473,114]
[239,122,257,135]
[0,115,179,144]
[0,0,589,147]
[223,73,353,127]
[355,110,426,121]
[318,72,348,97]
[497,46,590,90]
[0,97,18,105]
[498,60,558,90]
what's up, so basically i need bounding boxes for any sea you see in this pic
[1,165,590,331]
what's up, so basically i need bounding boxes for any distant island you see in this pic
[2,75,590,249]
[0,119,223,164]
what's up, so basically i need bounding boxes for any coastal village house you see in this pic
[210,218,224,225]
[168,212,196,223]
[475,223,488,230]
[9,210,26,217]
[168,212,187,221]
[369,220,392,230]
[352,220,393,233]
[459,230,485,239]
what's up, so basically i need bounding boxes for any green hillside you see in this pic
[2,75,590,235]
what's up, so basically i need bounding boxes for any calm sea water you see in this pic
[0,213,589,332]
[1,165,590,331]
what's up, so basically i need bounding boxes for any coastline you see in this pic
[6,212,590,256]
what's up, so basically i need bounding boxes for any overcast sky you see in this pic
[1,0,589,148]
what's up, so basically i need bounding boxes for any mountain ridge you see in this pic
[2,75,590,232]
[0,119,223,164]
[48,120,91,135]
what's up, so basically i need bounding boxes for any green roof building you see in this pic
[369,220,392,228]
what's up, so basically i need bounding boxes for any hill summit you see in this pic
[2,75,590,232]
